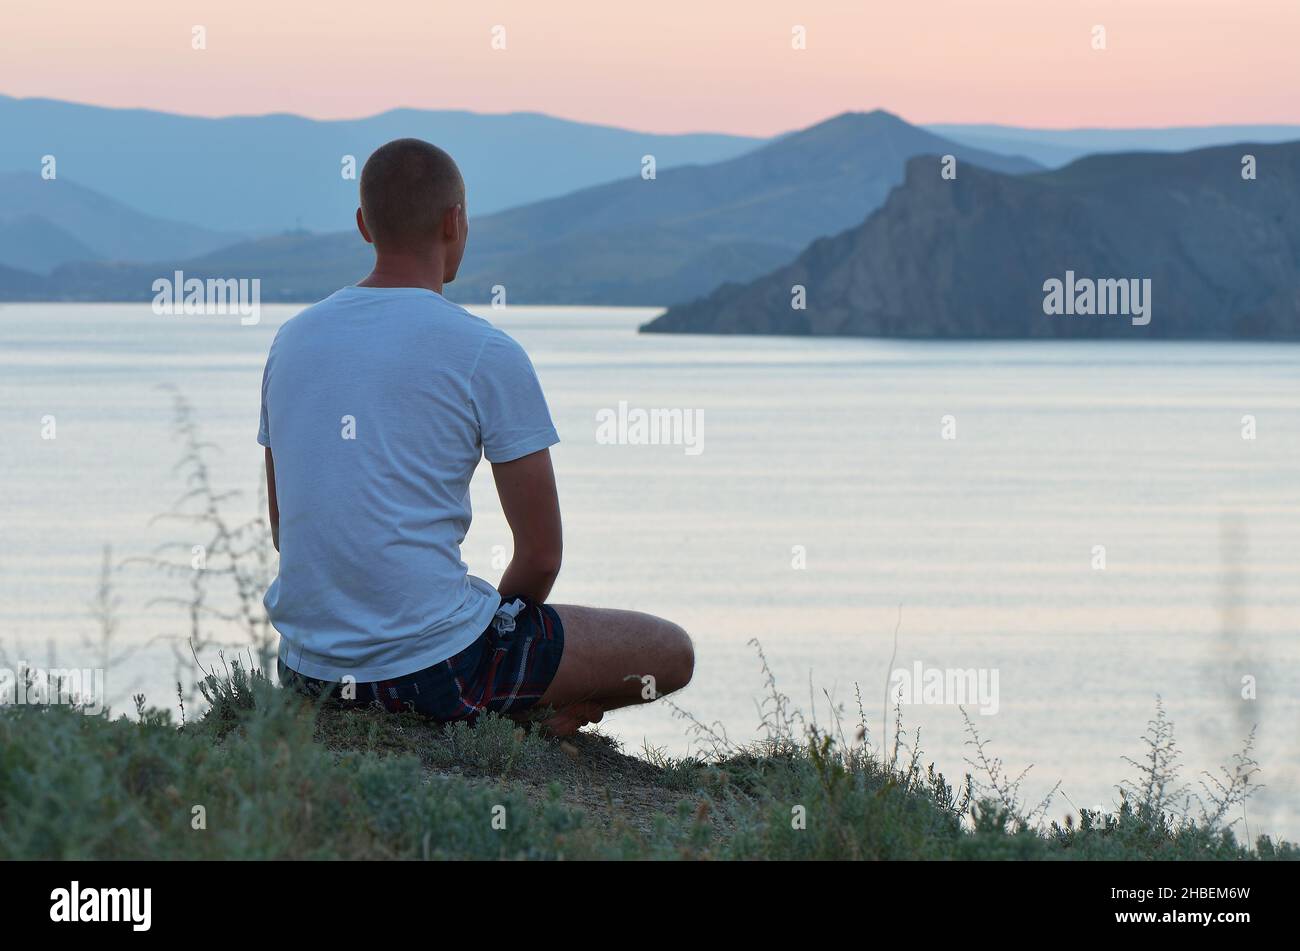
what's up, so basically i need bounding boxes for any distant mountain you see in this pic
[0,261,49,297]
[0,96,763,234]
[0,230,365,302]
[6,110,1041,305]
[0,214,98,275]
[642,141,1300,339]
[0,172,240,272]
[445,111,1039,304]
[928,123,1300,169]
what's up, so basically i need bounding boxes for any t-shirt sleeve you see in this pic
[257,359,272,448]
[469,331,560,463]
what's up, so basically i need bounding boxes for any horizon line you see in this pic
[5,92,1300,138]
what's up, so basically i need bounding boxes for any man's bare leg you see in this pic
[533,605,694,736]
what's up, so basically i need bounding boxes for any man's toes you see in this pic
[540,715,580,737]
[538,701,603,736]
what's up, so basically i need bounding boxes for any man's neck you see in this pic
[357,251,446,294]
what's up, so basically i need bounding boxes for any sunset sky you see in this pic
[2,0,1296,134]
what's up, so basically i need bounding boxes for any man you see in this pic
[258,138,693,735]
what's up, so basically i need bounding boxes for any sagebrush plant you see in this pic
[123,385,278,687]
[193,651,276,737]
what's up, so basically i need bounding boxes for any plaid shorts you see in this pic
[277,597,565,722]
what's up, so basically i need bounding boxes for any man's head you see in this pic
[357,138,468,281]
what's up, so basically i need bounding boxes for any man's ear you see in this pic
[442,204,463,242]
[356,208,374,245]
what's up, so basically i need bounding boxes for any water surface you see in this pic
[2,303,1297,836]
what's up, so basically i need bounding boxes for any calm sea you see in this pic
[2,303,1297,836]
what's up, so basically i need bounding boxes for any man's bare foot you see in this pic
[537,700,604,736]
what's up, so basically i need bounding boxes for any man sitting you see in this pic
[257,138,693,735]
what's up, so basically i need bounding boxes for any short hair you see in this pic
[359,138,464,250]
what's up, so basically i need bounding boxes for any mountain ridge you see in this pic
[0,95,763,234]
[0,171,240,273]
[641,140,1300,339]
[929,122,1300,168]
[0,110,1042,305]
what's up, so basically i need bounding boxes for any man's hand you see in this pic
[492,448,562,602]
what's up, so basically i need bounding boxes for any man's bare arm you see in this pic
[492,448,562,603]
[265,447,280,552]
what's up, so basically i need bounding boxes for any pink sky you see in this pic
[2,0,1296,134]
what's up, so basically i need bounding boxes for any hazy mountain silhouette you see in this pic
[0,172,239,273]
[643,141,1300,339]
[3,111,1039,304]
[0,261,49,296]
[928,123,1300,168]
[446,111,1039,304]
[0,214,98,275]
[0,96,762,234]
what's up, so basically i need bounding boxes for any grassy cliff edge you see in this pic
[0,659,1292,861]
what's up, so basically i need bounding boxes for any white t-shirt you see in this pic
[258,285,559,681]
